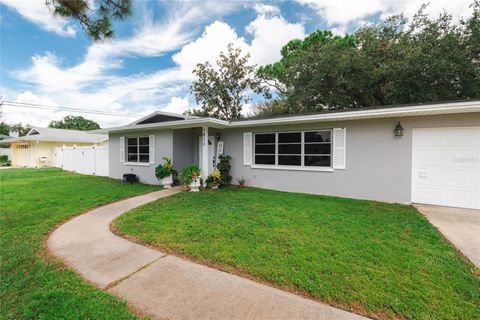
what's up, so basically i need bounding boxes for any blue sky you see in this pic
[0,0,473,127]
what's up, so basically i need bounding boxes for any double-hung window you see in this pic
[253,130,332,168]
[127,137,150,163]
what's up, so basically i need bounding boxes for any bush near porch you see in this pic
[0,168,158,319]
[114,188,480,320]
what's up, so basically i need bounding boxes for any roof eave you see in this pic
[94,118,230,134]
[229,101,480,128]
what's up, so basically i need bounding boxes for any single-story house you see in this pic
[0,134,12,160]
[95,101,480,209]
[2,127,107,168]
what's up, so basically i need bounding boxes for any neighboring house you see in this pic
[2,127,107,168]
[96,100,480,209]
[0,134,12,160]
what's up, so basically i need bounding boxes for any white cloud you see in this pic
[296,0,474,31]
[0,0,76,37]
[253,3,281,16]
[246,15,305,66]
[173,13,304,72]
[161,97,190,114]
[172,21,248,78]
[4,2,303,127]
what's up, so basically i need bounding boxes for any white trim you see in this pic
[201,127,209,178]
[94,118,230,134]
[253,130,333,169]
[230,101,480,128]
[92,100,480,133]
[251,165,333,172]
[126,110,198,126]
[124,162,151,167]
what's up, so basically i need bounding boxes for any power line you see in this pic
[1,100,146,118]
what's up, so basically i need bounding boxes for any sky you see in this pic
[0,0,475,128]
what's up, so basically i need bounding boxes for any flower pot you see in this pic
[189,179,200,192]
[161,175,173,189]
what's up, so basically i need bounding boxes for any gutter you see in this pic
[90,100,480,133]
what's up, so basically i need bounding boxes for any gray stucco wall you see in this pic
[172,129,194,171]
[109,130,174,185]
[222,113,479,204]
[108,113,478,203]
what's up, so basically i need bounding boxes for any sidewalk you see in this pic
[48,187,368,320]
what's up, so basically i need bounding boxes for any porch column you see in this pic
[201,126,209,178]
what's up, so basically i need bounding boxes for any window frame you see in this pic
[125,136,150,165]
[252,129,333,172]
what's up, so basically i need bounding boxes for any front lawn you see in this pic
[114,188,480,320]
[0,168,158,319]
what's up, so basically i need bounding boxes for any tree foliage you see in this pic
[46,0,132,41]
[9,123,32,137]
[49,115,100,131]
[0,122,10,136]
[257,2,480,115]
[189,43,269,120]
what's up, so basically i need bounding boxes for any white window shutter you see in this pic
[149,135,155,164]
[243,132,252,166]
[119,136,125,163]
[333,128,346,169]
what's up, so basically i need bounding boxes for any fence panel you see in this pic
[54,146,108,176]
[53,147,63,167]
[95,147,109,176]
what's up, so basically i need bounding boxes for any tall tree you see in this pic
[257,2,480,115]
[46,0,132,41]
[9,123,31,137]
[49,115,100,131]
[0,122,10,136]
[189,43,269,120]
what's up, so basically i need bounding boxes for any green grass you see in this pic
[114,188,480,320]
[0,168,158,319]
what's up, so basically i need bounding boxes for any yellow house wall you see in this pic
[11,141,106,167]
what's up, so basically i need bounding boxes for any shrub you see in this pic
[217,155,231,188]
[236,177,247,188]
[206,169,221,188]
[179,164,201,185]
[155,157,177,180]
[0,155,8,163]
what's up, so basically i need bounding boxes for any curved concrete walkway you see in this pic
[48,188,368,320]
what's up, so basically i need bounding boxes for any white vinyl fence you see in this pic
[53,146,109,176]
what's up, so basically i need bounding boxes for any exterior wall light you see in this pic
[394,122,404,137]
[215,133,221,140]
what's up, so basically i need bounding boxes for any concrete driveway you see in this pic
[414,204,480,268]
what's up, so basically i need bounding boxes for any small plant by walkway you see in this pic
[114,188,480,320]
[0,168,158,319]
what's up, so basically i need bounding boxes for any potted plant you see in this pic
[180,164,201,192]
[155,157,177,189]
[236,177,247,188]
[206,169,221,189]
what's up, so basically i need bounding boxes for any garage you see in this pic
[412,126,480,209]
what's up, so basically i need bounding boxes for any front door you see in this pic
[198,136,215,176]
[15,143,30,167]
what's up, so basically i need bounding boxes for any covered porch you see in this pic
[172,126,225,179]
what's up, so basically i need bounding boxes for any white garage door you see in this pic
[412,127,480,209]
